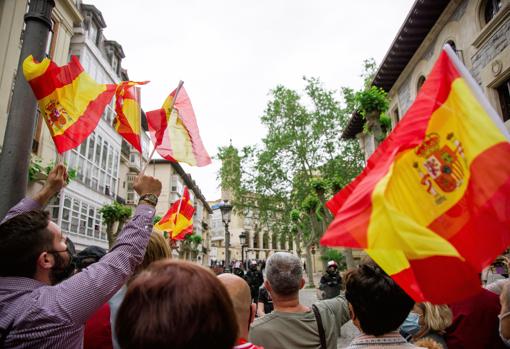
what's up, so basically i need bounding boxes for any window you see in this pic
[417,75,426,93]
[497,78,510,122]
[484,0,502,24]
[48,193,106,241]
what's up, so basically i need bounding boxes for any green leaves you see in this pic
[354,86,389,117]
[99,201,132,224]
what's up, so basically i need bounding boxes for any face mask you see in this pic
[400,312,421,336]
[49,249,76,284]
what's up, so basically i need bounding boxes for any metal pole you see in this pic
[224,222,230,273]
[0,0,55,219]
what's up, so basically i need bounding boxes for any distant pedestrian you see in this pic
[257,285,273,317]
[246,260,264,303]
[319,260,342,299]
[249,252,349,349]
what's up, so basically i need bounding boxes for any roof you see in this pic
[80,4,106,29]
[103,40,126,59]
[150,159,212,213]
[372,0,450,92]
[341,112,364,140]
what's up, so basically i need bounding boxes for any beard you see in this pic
[49,251,75,285]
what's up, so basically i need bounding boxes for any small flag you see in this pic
[114,81,148,153]
[23,55,116,153]
[321,46,510,304]
[155,187,195,240]
[146,85,211,166]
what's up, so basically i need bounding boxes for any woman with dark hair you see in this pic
[116,259,238,349]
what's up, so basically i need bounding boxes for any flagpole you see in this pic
[140,80,184,175]
[174,186,185,224]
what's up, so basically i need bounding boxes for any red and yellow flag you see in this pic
[321,47,510,304]
[146,84,211,167]
[114,81,148,153]
[23,55,116,153]
[155,186,195,240]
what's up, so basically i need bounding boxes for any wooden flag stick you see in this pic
[140,80,184,175]
[174,186,186,225]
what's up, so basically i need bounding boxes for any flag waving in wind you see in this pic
[321,46,510,304]
[155,186,195,240]
[23,55,116,153]
[146,84,211,166]
[114,81,148,153]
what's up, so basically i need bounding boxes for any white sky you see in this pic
[88,0,414,200]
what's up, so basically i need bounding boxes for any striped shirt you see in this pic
[234,338,264,349]
[0,197,154,348]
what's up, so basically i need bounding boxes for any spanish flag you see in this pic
[321,46,510,304]
[146,84,211,167]
[23,55,116,153]
[155,186,195,240]
[114,81,148,153]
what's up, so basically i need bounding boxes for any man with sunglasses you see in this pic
[0,164,161,348]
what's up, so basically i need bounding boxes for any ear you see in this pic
[299,277,305,290]
[264,280,272,293]
[250,303,256,324]
[37,252,55,271]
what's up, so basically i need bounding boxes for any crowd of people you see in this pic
[1,164,510,349]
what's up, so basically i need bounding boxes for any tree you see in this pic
[99,201,132,249]
[218,76,365,285]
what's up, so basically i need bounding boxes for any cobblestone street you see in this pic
[300,274,359,348]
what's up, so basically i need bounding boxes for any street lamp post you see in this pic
[220,200,233,273]
[239,231,247,269]
[0,0,56,219]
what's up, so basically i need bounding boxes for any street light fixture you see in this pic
[219,200,233,272]
[239,231,248,269]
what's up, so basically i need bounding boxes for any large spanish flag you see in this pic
[321,46,510,304]
[154,186,195,240]
[23,55,116,153]
[114,81,148,153]
[146,84,211,167]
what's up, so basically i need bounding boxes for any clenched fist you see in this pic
[133,175,162,197]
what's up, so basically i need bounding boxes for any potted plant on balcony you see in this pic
[354,85,390,144]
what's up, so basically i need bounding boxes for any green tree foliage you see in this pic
[99,201,132,248]
[320,248,346,270]
[218,75,369,284]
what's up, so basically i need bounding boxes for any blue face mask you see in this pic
[400,312,421,335]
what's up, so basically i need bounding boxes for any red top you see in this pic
[84,303,113,349]
[445,288,505,349]
[234,338,264,349]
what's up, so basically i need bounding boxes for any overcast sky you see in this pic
[88,0,414,201]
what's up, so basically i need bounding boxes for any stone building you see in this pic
[344,0,510,146]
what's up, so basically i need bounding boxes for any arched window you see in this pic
[417,75,426,93]
[484,0,502,24]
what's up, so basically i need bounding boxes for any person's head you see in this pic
[0,210,74,284]
[218,273,255,340]
[249,260,257,271]
[76,245,107,271]
[265,252,304,300]
[116,260,238,349]
[131,231,170,279]
[413,302,452,338]
[327,260,338,274]
[345,260,414,336]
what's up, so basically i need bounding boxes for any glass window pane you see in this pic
[95,136,102,165]
[102,142,108,168]
[88,134,95,161]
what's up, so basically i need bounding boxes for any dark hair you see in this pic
[116,260,238,349]
[345,260,414,336]
[0,210,53,278]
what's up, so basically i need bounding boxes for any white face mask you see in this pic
[499,312,510,345]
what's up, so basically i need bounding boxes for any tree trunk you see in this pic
[106,222,115,249]
[305,245,315,288]
[295,230,302,258]
[344,248,355,270]
[113,218,127,245]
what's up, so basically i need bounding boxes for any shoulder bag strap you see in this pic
[312,304,327,349]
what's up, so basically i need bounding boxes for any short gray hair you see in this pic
[266,252,302,296]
